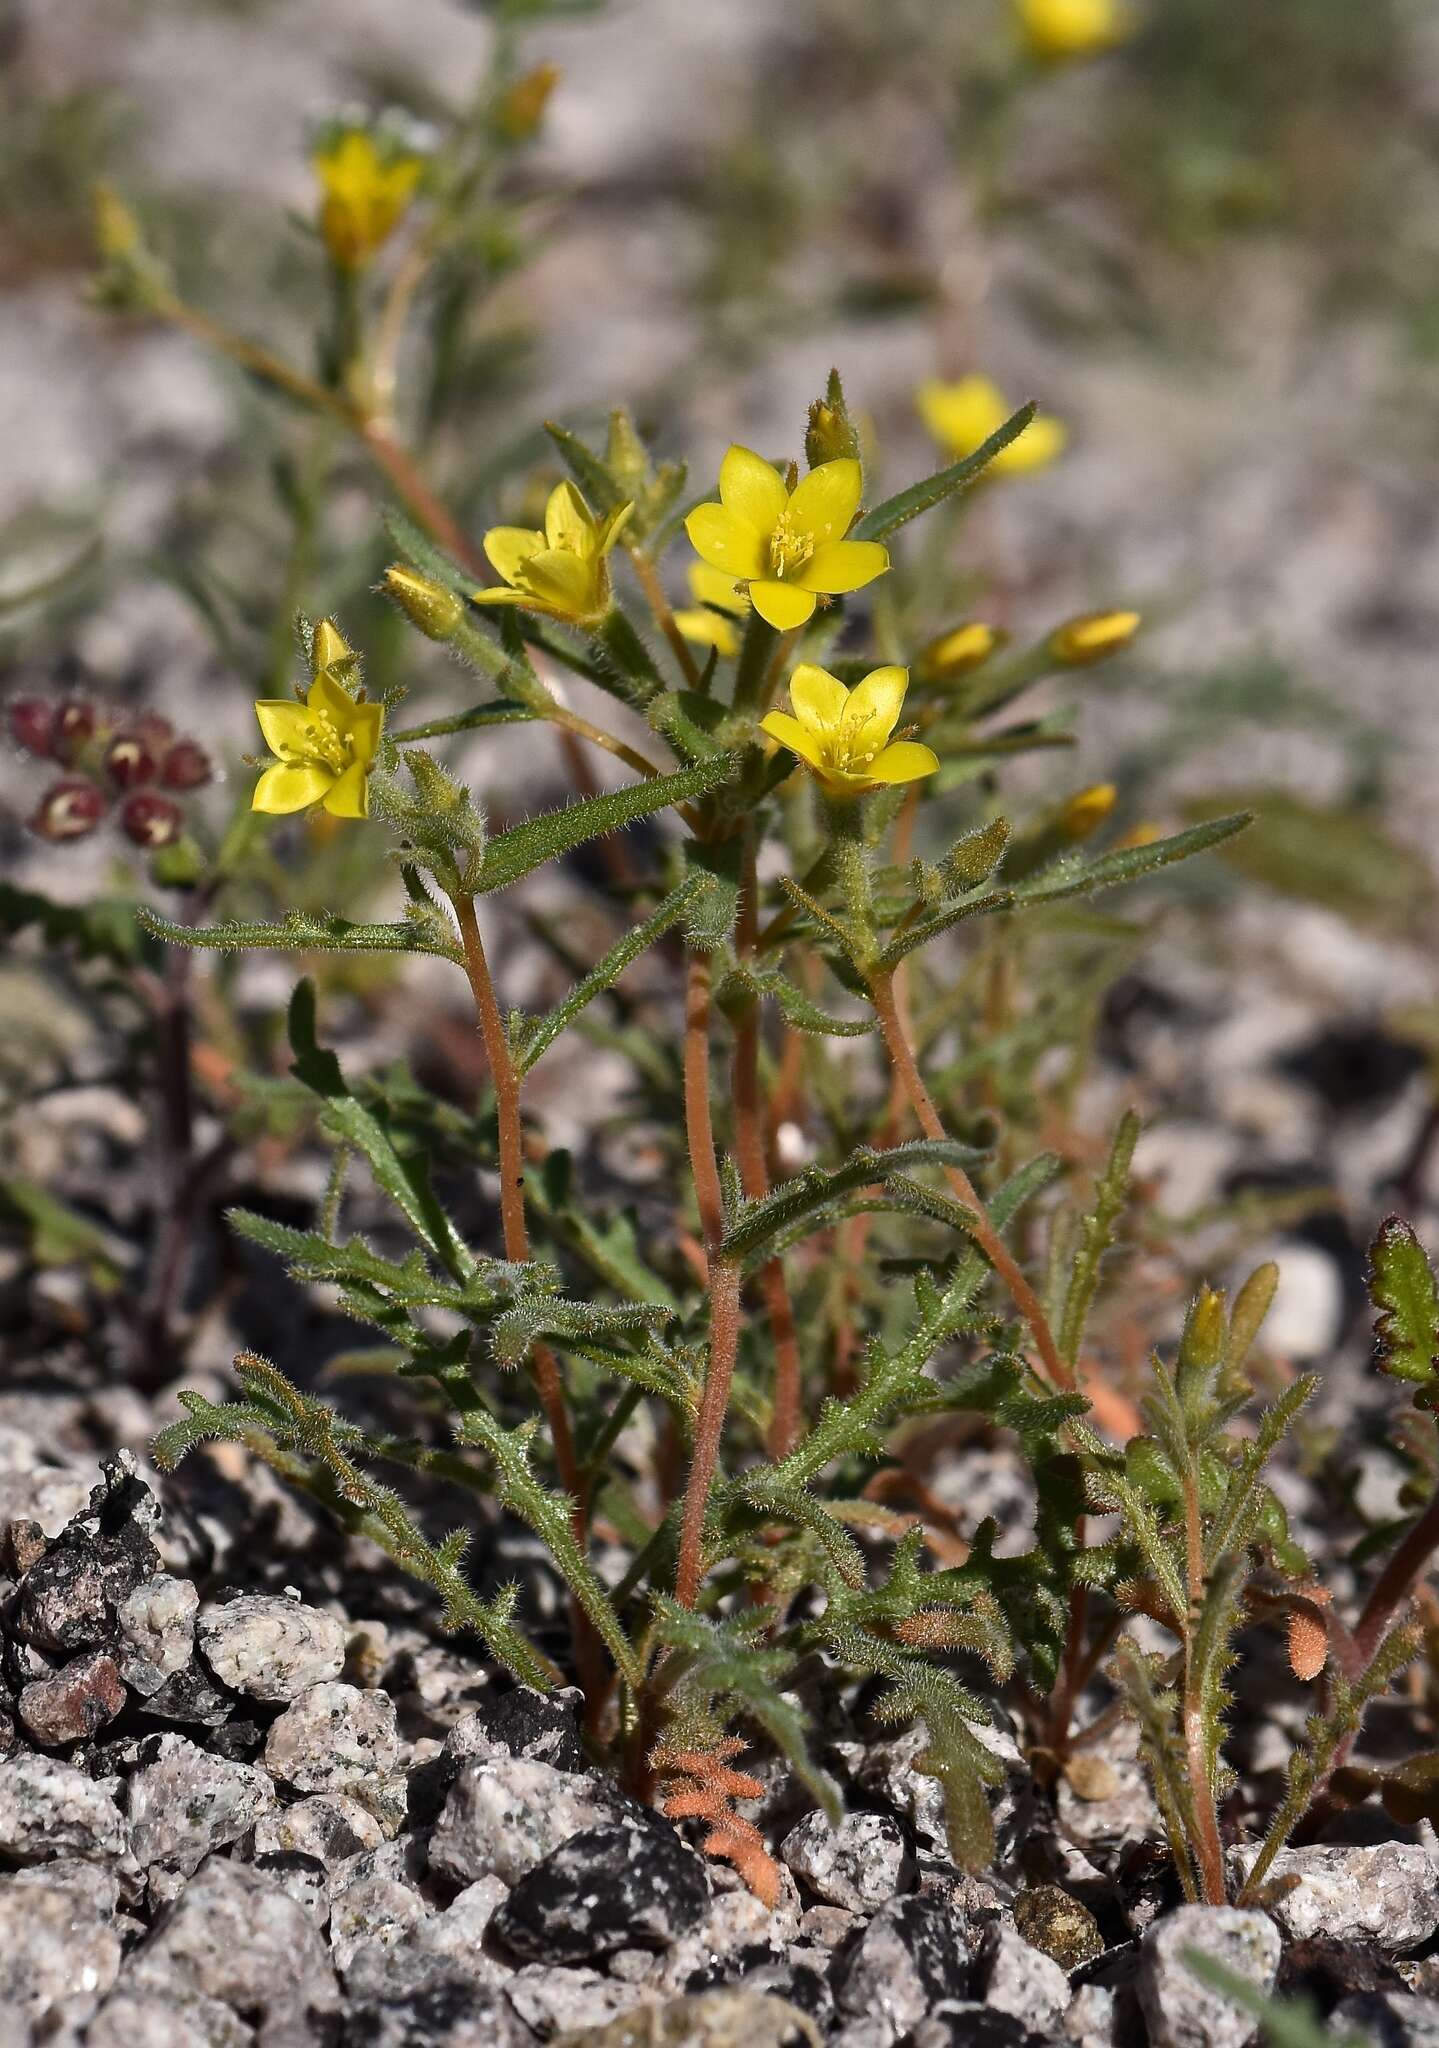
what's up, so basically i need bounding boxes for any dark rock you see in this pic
[1276,1935,1406,2011]
[428,1756,625,1887]
[18,1649,126,1746]
[343,1964,530,2048]
[834,1893,974,2037]
[138,1659,236,1729]
[1280,1022,1425,1113]
[4,1522,45,1577]
[910,2009,1059,2048]
[1331,1990,1439,2046]
[15,1454,160,1655]
[492,1815,709,1963]
[460,1684,587,1771]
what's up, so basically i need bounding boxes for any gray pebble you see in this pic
[0,1873,122,2023]
[780,1808,911,1913]
[1229,1841,1439,1951]
[86,1989,252,2048]
[0,1753,127,1862]
[1332,1990,1439,2045]
[251,1792,385,1870]
[116,1576,199,1697]
[128,1856,340,2035]
[128,1734,276,1875]
[429,1755,622,1886]
[262,1680,399,1794]
[1138,1904,1281,2048]
[197,1595,347,1704]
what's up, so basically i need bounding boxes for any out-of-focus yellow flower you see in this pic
[685,447,888,632]
[474,482,632,627]
[917,376,1067,475]
[313,130,424,270]
[760,664,938,799]
[673,563,749,657]
[1059,783,1117,841]
[920,622,1005,681]
[1050,609,1140,665]
[252,669,383,820]
[93,184,142,262]
[1017,0,1130,62]
[1116,820,1162,850]
[499,63,560,141]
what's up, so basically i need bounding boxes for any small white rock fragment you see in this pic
[1229,1840,1439,1952]
[780,1808,910,1913]
[197,1593,346,1702]
[1138,1904,1281,2048]
[263,1681,400,1794]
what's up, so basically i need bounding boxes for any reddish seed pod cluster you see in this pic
[8,690,213,852]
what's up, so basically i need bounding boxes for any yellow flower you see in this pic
[685,447,889,632]
[1050,609,1140,665]
[313,131,424,271]
[760,664,938,798]
[1017,0,1129,61]
[252,670,383,820]
[474,482,632,626]
[673,563,749,657]
[916,376,1066,475]
[1059,783,1117,841]
[920,622,1004,681]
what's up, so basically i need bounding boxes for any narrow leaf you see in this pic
[854,405,1038,541]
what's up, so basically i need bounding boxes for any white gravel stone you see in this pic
[1138,1904,1282,2048]
[428,1755,622,1887]
[0,1873,122,2024]
[115,1576,199,1697]
[981,1921,1072,2033]
[128,1734,276,1875]
[263,1680,400,1794]
[0,1753,127,1863]
[780,1808,910,1913]
[1229,1839,1439,1951]
[197,1593,347,1702]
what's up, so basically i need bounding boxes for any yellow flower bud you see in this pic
[1180,1285,1228,1378]
[311,618,355,675]
[313,130,424,271]
[1116,821,1162,850]
[499,63,559,141]
[93,184,141,262]
[383,566,464,642]
[1059,784,1117,841]
[1050,609,1140,666]
[920,622,1004,681]
[1017,0,1130,63]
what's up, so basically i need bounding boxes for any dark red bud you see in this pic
[104,734,156,789]
[120,791,183,849]
[28,778,106,842]
[131,712,174,749]
[159,739,212,790]
[53,701,95,762]
[8,697,55,757]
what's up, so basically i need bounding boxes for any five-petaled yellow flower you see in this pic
[1017,0,1129,62]
[917,376,1067,475]
[761,664,938,798]
[685,447,888,632]
[673,562,749,657]
[313,131,424,271]
[252,670,383,820]
[475,482,632,627]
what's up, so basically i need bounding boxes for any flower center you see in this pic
[298,710,353,774]
[768,512,813,580]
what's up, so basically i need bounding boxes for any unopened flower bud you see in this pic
[104,733,156,789]
[311,617,355,677]
[382,565,464,641]
[920,622,1004,680]
[120,791,183,848]
[1180,1284,1227,1377]
[160,739,213,790]
[1050,609,1140,666]
[29,778,106,841]
[1059,783,1117,841]
[805,369,861,469]
[8,697,55,756]
[53,700,95,762]
[1116,820,1162,850]
[93,183,142,262]
[499,62,559,141]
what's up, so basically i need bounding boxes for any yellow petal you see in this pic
[786,459,862,547]
[795,538,889,596]
[252,762,333,814]
[306,669,358,722]
[916,376,1006,457]
[519,547,601,618]
[322,760,370,819]
[759,710,826,770]
[674,608,739,657]
[254,699,313,762]
[843,666,908,752]
[867,741,940,785]
[345,700,384,769]
[685,503,766,580]
[483,526,545,586]
[993,414,1067,474]
[472,586,531,607]
[749,580,816,631]
[688,563,748,615]
[595,501,635,556]
[788,663,850,732]
[718,446,787,537]
[544,481,595,555]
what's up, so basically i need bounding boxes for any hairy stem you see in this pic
[626,545,701,688]
[1182,1465,1228,1905]
[734,838,802,1457]
[867,968,1072,1391]
[675,949,743,1606]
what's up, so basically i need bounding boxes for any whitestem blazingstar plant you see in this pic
[113,361,1439,1916]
